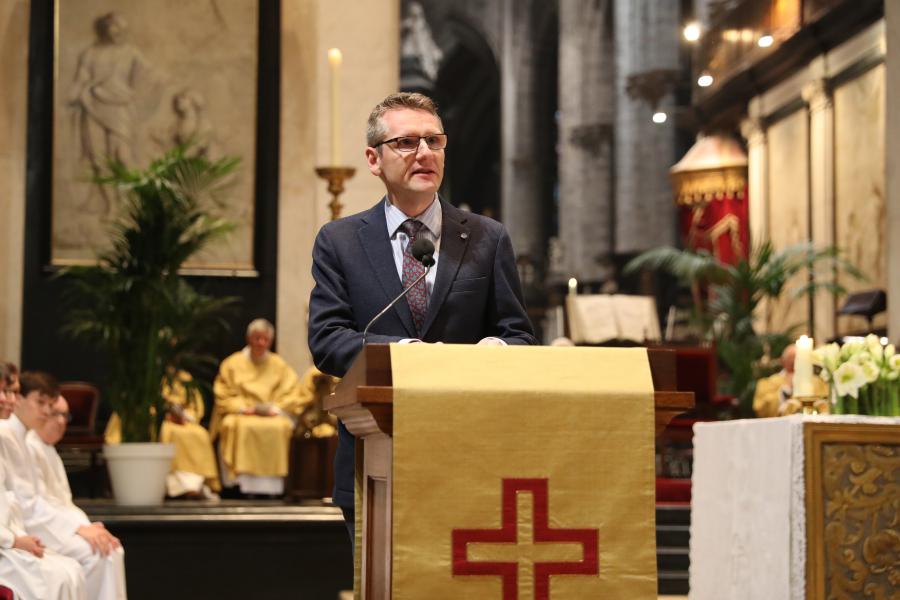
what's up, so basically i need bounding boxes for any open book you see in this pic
[565,294,662,344]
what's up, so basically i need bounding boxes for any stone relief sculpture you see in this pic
[401,2,443,82]
[52,0,258,271]
[157,89,218,159]
[68,12,157,215]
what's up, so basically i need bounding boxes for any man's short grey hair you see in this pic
[246,318,275,339]
[366,92,443,148]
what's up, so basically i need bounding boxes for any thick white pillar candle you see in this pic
[794,335,815,396]
[327,48,342,165]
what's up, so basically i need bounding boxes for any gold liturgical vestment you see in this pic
[388,344,657,599]
[105,371,220,491]
[752,371,828,417]
[211,350,309,479]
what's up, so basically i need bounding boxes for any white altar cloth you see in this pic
[688,414,900,600]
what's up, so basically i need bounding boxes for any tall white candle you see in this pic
[794,335,815,396]
[327,48,342,165]
[568,278,577,297]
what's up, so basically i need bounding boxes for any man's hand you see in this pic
[13,535,44,557]
[476,337,505,346]
[77,524,120,556]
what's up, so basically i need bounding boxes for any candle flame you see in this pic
[327,48,343,66]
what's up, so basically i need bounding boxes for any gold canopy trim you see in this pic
[671,167,748,206]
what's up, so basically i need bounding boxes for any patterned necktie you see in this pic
[399,219,428,334]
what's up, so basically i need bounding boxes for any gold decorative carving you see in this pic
[805,423,900,600]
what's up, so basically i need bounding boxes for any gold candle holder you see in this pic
[786,394,830,415]
[315,166,356,221]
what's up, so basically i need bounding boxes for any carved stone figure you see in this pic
[400,2,443,82]
[68,12,153,214]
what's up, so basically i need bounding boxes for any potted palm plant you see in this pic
[625,241,863,415]
[61,146,238,505]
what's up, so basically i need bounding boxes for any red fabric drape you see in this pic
[679,185,749,264]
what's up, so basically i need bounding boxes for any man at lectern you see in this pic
[308,92,536,542]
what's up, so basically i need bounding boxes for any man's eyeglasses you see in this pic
[51,411,73,423]
[372,134,448,153]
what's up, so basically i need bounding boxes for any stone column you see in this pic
[886,1,900,340]
[0,1,29,365]
[741,113,768,242]
[740,115,769,327]
[500,0,542,261]
[803,78,836,342]
[555,0,615,283]
[277,0,399,372]
[613,0,678,256]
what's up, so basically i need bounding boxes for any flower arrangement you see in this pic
[814,334,900,416]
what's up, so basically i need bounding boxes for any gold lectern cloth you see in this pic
[390,344,657,599]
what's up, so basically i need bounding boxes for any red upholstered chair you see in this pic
[57,381,107,497]
[58,381,101,442]
[0,585,13,600]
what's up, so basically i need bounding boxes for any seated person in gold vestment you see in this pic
[211,319,310,496]
[753,344,827,417]
[105,370,221,496]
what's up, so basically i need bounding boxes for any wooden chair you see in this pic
[58,381,100,440]
[57,381,107,498]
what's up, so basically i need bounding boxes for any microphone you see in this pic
[362,238,435,345]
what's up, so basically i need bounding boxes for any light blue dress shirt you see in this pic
[384,195,441,295]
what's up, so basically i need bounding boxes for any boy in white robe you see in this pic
[26,395,79,508]
[0,368,85,599]
[0,372,127,600]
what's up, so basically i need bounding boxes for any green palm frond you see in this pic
[58,145,240,442]
[629,237,865,417]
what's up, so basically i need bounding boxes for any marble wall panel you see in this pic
[0,0,29,364]
[766,108,811,335]
[833,64,887,335]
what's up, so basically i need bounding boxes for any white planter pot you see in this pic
[103,443,176,506]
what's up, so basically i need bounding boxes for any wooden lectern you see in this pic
[326,345,694,599]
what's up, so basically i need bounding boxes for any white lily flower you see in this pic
[833,362,865,399]
[889,354,900,371]
[841,339,865,361]
[866,334,884,361]
[820,343,841,372]
[860,360,880,384]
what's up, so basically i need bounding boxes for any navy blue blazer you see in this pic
[308,198,536,508]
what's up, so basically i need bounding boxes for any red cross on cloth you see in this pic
[451,478,600,600]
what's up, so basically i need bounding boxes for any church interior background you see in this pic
[1,0,899,598]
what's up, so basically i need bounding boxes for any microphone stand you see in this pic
[362,263,433,346]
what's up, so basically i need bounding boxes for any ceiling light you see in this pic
[683,22,701,42]
[758,34,774,48]
[652,112,668,124]
[697,73,714,87]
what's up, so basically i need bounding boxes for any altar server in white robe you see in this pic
[27,394,83,508]
[0,368,86,600]
[0,372,127,600]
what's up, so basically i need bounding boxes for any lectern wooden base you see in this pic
[326,345,693,599]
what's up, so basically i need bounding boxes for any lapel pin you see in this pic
[460,232,468,240]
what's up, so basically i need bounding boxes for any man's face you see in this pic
[247,331,273,360]
[40,396,69,446]
[366,109,445,203]
[0,383,15,420]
